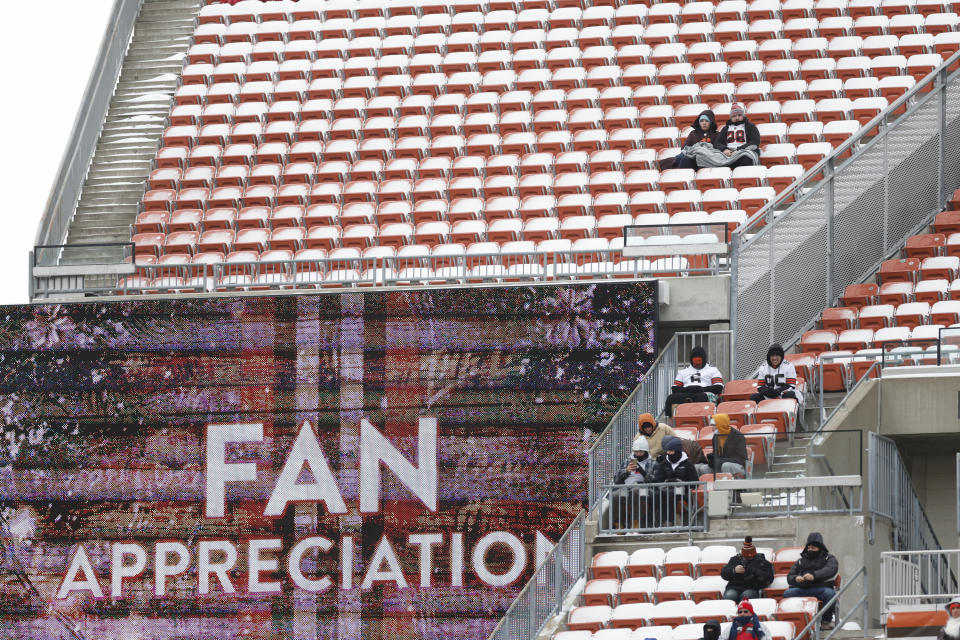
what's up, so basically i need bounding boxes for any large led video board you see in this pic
[0,282,656,639]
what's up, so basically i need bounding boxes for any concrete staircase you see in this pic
[59,0,202,266]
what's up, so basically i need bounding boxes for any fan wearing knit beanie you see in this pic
[709,414,749,477]
[714,103,761,169]
[720,536,775,603]
[727,599,769,640]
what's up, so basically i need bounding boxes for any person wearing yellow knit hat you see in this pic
[709,413,748,477]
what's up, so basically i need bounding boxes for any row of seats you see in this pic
[139,181,777,214]
[199,0,960,24]
[554,623,794,640]
[568,598,816,631]
[565,607,800,637]
[590,546,803,579]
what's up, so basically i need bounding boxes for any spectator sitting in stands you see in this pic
[727,600,768,640]
[784,532,840,630]
[751,344,801,404]
[715,103,762,168]
[700,620,722,640]
[662,110,718,170]
[638,412,677,459]
[709,413,748,477]
[664,346,725,417]
[612,435,658,528]
[720,536,775,602]
[683,436,711,477]
[654,436,700,483]
[938,597,960,640]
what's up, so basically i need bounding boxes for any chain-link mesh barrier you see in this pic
[733,62,960,377]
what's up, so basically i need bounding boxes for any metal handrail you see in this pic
[794,567,868,640]
[737,49,960,240]
[35,0,144,250]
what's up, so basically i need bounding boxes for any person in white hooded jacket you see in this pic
[939,597,960,640]
[751,344,801,404]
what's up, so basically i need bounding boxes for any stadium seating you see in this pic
[123,0,960,291]
[562,544,836,638]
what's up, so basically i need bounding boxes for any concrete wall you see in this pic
[658,275,730,326]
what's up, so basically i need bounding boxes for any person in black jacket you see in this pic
[714,103,761,168]
[674,109,719,170]
[720,536,775,602]
[710,413,749,477]
[651,436,700,526]
[783,532,840,628]
[700,619,722,640]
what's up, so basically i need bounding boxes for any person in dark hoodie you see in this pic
[784,532,840,629]
[751,344,801,404]
[714,103,762,168]
[709,413,749,477]
[651,436,700,525]
[664,346,725,417]
[727,600,768,640]
[674,110,719,170]
[700,619,723,640]
[720,536,775,602]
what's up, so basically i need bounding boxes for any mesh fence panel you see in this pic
[733,70,960,378]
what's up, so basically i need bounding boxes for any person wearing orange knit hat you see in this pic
[637,412,676,459]
[709,413,748,477]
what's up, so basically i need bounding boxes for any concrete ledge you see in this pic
[881,364,960,378]
[623,243,728,257]
[33,263,134,277]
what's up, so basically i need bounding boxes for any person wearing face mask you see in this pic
[664,346,725,418]
[727,600,768,640]
[752,344,801,404]
[938,597,960,640]
[637,413,676,459]
[700,619,723,640]
[784,532,840,629]
[715,103,762,168]
[720,536,775,602]
[612,435,658,528]
[651,436,700,525]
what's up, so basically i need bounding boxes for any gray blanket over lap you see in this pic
[682,141,760,168]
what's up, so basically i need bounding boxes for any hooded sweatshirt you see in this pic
[756,344,799,394]
[715,116,762,153]
[711,421,748,470]
[639,420,677,459]
[674,346,724,395]
[700,620,723,640]
[654,436,700,482]
[939,597,960,640]
[683,109,718,148]
[787,532,839,589]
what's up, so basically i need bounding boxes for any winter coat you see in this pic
[643,422,677,459]
[712,427,749,469]
[727,615,768,640]
[714,119,762,152]
[614,454,658,485]
[682,438,709,467]
[682,109,719,148]
[652,437,701,483]
[787,532,839,589]
[720,553,775,591]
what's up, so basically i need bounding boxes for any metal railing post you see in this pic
[729,231,739,377]
[940,67,948,206]
[826,156,836,308]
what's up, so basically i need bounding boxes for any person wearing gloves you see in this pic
[726,600,768,640]
[709,413,749,477]
[714,103,762,168]
[637,412,677,459]
[751,344,801,404]
[612,435,658,528]
[700,620,723,640]
[664,346,725,418]
[720,537,775,602]
[938,597,960,640]
[673,110,719,170]
[784,532,840,629]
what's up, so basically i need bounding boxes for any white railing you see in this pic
[881,549,960,613]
